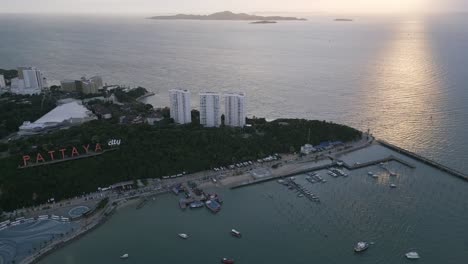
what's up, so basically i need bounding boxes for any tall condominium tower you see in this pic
[224,92,246,127]
[169,89,192,124]
[199,92,221,127]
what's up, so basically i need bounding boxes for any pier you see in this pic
[378,140,468,181]
[231,155,416,189]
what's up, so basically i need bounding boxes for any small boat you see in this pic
[277,179,284,184]
[390,172,397,176]
[178,233,189,239]
[354,241,369,252]
[368,172,374,176]
[390,184,397,188]
[231,229,241,237]
[298,194,304,198]
[405,251,420,259]
[120,253,129,259]
[221,258,235,264]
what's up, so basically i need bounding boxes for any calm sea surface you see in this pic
[1,14,467,263]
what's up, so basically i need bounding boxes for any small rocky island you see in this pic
[149,11,306,21]
[250,20,277,24]
[334,18,353,22]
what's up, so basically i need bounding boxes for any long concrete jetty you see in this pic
[378,140,468,181]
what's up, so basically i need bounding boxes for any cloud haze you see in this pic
[0,0,465,14]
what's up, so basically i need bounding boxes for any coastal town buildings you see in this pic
[169,89,192,124]
[10,67,45,95]
[60,76,104,94]
[199,92,221,127]
[224,92,246,127]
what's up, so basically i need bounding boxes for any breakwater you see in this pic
[378,140,468,181]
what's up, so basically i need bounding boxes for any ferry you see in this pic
[221,258,235,264]
[354,241,369,252]
[405,251,420,259]
[231,229,242,237]
[205,199,221,213]
[120,253,129,259]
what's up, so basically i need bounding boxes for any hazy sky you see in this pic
[0,0,465,14]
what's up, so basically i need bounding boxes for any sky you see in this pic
[0,0,465,14]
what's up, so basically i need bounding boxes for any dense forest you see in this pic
[0,119,361,211]
[0,93,57,138]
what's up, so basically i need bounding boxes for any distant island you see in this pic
[250,20,277,24]
[149,11,306,21]
[334,18,353,22]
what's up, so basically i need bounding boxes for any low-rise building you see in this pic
[60,75,104,94]
[300,144,316,155]
[18,101,97,135]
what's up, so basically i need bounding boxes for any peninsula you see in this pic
[148,11,306,21]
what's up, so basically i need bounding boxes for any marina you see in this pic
[35,143,468,264]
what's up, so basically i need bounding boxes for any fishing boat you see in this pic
[405,251,420,259]
[221,258,235,264]
[231,229,242,237]
[120,253,129,259]
[178,233,189,239]
[354,241,369,252]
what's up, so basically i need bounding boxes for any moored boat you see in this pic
[221,258,235,264]
[120,253,129,259]
[390,184,397,188]
[405,251,420,259]
[231,229,241,237]
[178,233,189,239]
[354,241,369,252]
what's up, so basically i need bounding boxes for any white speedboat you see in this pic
[120,253,129,259]
[231,229,242,237]
[405,251,420,259]
[354,241,369,252]
[390,172,397,176]
[368,171,374,176]
[178,233,189,239]
[390,184,397,188]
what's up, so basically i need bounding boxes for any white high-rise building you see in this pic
[224,92,246,127]
[169,89,192,124]
[0,74,5,90]
[18,67,44,90]
[199,92,221,127]
[11,67,45,95]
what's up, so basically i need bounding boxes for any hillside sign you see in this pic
[20,139,122,168]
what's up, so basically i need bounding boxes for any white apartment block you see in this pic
[169,89,192,124]
[10,67,45,95]
[224,92,246,127]
[0,74,5,89]
[199,92,221,127]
